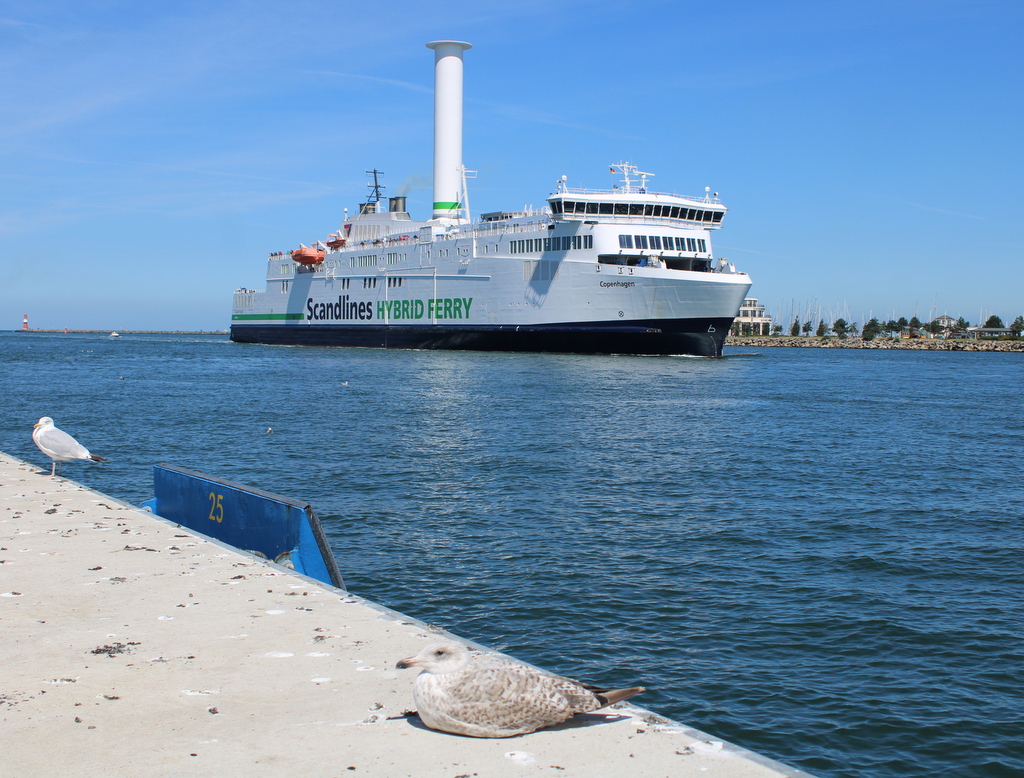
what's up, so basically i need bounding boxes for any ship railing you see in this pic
[557,186,721,204]
[447,219,553,240]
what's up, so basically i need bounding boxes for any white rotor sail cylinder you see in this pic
[426,40,472,220]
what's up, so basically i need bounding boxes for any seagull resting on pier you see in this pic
[32,417,108,476]
[396,641,644,738]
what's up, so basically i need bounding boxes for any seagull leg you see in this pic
[50,461,56,477]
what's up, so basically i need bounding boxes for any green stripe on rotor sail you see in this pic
[433,201,461,210]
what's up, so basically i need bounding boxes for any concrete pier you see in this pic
[1,451,810,777]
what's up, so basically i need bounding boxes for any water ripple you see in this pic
[2,334,1022,777]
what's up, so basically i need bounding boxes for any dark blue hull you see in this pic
[230,318,733,356]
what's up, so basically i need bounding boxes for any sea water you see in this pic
[1,331,1021,778]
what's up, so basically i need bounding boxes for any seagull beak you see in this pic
[396,655,420,670]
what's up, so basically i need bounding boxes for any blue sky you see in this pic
[2,0,1022,330]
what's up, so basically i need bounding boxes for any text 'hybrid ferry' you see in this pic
[230,41,751,356]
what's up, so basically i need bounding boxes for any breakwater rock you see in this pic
[726,336,1024,352]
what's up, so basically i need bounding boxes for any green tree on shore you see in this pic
[885,319,899,336]
[832,318,850,339]
[862,318,882,341]
[802,320,814,336]
[816,320,828,337]
[984,315,1005,328]
[790,318,800,336]
[955,317,969,332]
[1012,316,1024,336]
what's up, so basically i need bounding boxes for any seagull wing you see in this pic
[36,426,93,460]
[423,662,600,736]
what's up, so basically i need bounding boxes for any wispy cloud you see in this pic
[297,67,636,139]
[475,98,639,139]
[879,195,986,220]
[0,16,42,28]
[296,70,432,94]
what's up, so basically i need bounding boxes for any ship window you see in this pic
[644,204,654,215]
[619,234,633,248]
[629,203,644,215]
[694,210,705,222]
[635,235,649,249]
[650,236,662,250]
[564,201,576,213]
[669,206,679,218]
[600,203,614,214]
[698,239,707,252]
[712,211,723,223]
[614,203,628,214]
[585,202,598,214]
[676,237,685,250]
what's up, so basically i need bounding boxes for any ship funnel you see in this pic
[426,40,472,221]
[389,196,407,214]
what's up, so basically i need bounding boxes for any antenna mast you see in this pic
[366,169,385,211]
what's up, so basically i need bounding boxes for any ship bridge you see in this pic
[547,163,726,228]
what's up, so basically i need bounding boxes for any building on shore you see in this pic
[731,297,773,336]
[967,326,1013,339]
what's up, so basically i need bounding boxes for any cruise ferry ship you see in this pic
[230,41,751,357]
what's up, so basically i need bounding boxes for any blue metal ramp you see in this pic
[144,463,343,589]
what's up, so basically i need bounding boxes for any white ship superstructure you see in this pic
[231,42,751,356]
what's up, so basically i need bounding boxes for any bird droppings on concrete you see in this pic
[1,450,811,778]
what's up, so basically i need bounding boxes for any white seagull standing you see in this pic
[396,641,644,738]
[32,417,108,476]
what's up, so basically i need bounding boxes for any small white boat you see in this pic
[109,332,120,338]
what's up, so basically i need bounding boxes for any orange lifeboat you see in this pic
[291,246,325,265]
[326,233,346,249]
